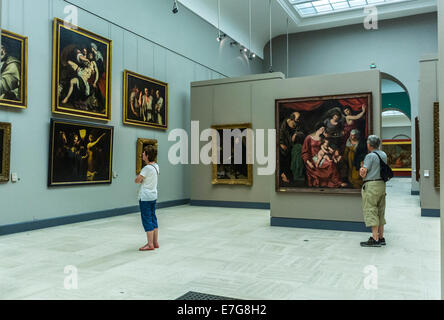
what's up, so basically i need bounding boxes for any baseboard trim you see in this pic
[271,217,371,232]
[190,200,270,210]
[411,190,420,195]
[421,208,440,217]
[0,199,190,236]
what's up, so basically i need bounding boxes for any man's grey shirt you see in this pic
[363,150,388,181]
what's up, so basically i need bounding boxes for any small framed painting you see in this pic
[0,122,11,182]
[123,70,168,130]
[136,138,158,175]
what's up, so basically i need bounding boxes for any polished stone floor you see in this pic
[0,178,440,300]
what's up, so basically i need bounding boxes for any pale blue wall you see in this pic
[0,0,263,226]
[264,12,438,192]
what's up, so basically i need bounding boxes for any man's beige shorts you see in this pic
[361,180,386,227]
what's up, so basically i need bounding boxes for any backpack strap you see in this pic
[372,151,386,164]
[149,164,159,175]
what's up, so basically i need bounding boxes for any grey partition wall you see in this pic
[191,70,381,231]
[418,56,440,217]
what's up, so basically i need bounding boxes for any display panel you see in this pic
[275,93,372,194]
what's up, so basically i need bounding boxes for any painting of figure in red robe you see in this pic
[275,93,373,193]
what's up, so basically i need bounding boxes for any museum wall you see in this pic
[381,127,411,140]
[264,12,438,193]
[190,69,380,225]
[190,73,285,206]
[418,57,439,214]
[0,0,263,227]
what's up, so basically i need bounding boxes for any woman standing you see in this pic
[135,145,160,251]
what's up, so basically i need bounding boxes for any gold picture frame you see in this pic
[52,18,112,121]
[0,29,28,109]
[123,70,168,130]
[211,123,253,186]
[136,138,158,175]
[0,122,12,182]
[434,102,440,188]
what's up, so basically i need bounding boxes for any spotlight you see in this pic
[249,52,256,60]
[243,47,248,52]
[216,33,226,42]
[172,0,179,14]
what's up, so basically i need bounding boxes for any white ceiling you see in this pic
[178,0,437,59]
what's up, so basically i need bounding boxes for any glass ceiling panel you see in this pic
[291,0,414,17]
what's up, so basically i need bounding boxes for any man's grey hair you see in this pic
[350,129,360,139]
[367,135,381,149]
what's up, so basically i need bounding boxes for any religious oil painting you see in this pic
[0,122,11,182]
[276,93,372,194]
[136,138,158,175]
[381,139,412,177]
[0,29,27,109]
[52,18,112,121]
[123,70,168,130]
[211,123,253,186]
[48,119,113,187]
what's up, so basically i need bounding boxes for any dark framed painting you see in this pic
[123,70,168,130]
[52,18,112,121]
[211,123,253,186]
[381,139,411,177]
[48,118,113,187]
[415,117,420,182]
[0,122,11,182]
[136,138,158,175]
[434,102,439,188]
[0,29,27,109]
[275,93,372,194]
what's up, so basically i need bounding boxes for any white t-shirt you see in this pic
[138,163,159,201]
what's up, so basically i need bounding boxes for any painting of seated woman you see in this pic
[275,93,372,193]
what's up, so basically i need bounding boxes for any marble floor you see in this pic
[0,178,440,300]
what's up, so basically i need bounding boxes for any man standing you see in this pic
[359,135,388,247]
[0,44,21,101]
[279,111,303,184]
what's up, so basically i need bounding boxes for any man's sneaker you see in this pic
[360,237,381,247]
[378,237,386,246]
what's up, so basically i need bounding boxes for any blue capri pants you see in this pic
[139,200,158,232]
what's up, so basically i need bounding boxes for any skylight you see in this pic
[290,0,414,17]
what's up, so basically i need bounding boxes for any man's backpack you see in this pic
[373,152,393,182]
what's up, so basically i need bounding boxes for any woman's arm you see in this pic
[135,174,144,184]
[346,105,366,121]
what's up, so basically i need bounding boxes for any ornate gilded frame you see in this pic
[434,102,440,188]
[123,70,169,130]
[415,117,420,182]
[48,118,114,187]
[381,139,412,174]
[0,122,11,182]
[0,29,28,109]
[211,123,253,186]
[136,138,158,175]
[275,92,373,194]
[52,18,112,121]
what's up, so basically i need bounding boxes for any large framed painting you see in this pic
[381,139,412,177]
[52,18,112,121]
[123,70,168,130]
[0,29,27,109]
[0,122,11,182]
[434,102,440,188]
[211,123,253,186]
[275,93,372,194]
[136,138,158,174]
[48,118,113,187]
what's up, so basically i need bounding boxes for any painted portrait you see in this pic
[48,119,113,186]
[52,18,112,121]
[0,29,27,109]
[136,138,158,174]
[381,139,412,177]
[211,123,253,186]
[275,93,372,193]
[0,122,11,182]
[123,70,168,130]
